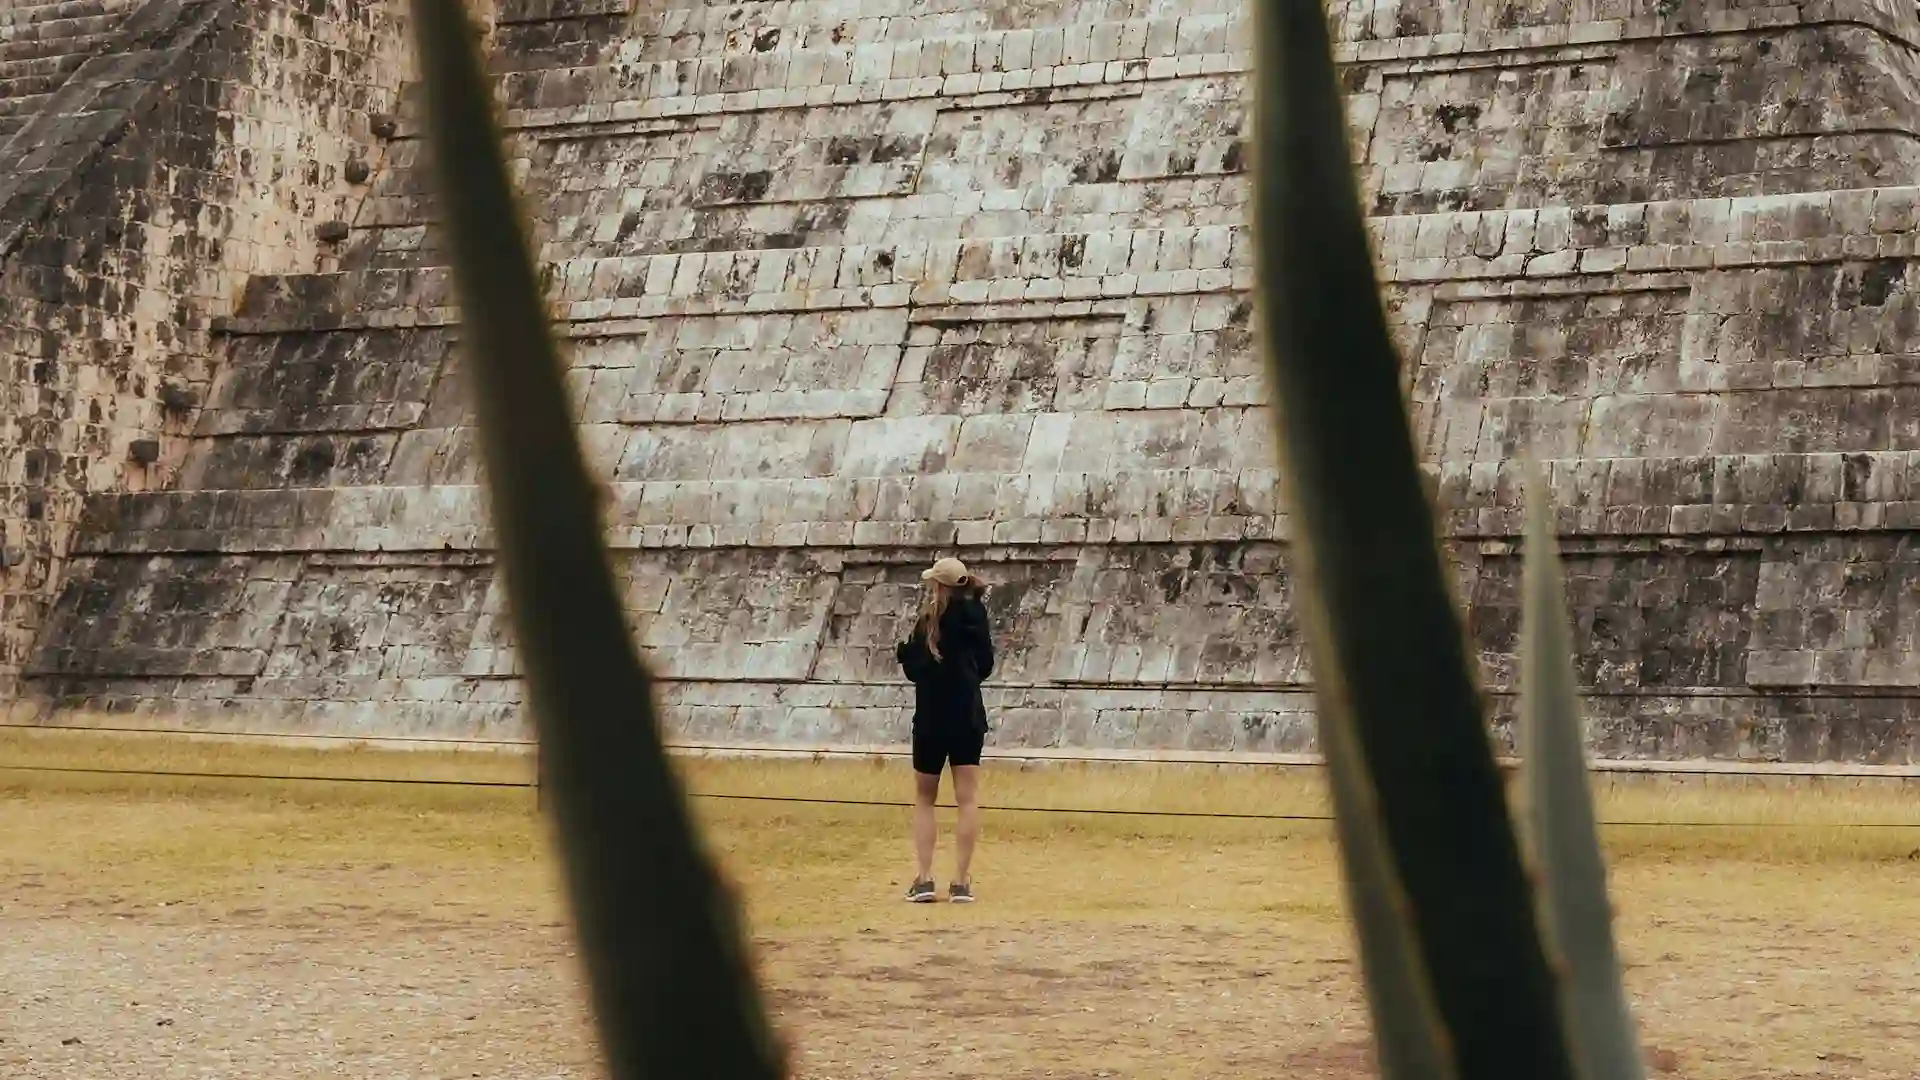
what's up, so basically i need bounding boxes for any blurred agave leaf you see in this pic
[409,3,786,1079]
[1248,1,1579,1076]
[1520,466,1648,1080]
[1320,714,1457,1080]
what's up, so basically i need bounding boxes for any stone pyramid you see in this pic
[6,0,1919,765]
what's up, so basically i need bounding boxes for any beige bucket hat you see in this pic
[921,557,971,587]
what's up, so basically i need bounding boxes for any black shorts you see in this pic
[912,722,984,775]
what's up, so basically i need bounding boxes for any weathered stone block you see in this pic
[12,0,1920,763]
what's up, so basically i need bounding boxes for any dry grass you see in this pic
[6,725,1916,860]
[3,728,1919,1078]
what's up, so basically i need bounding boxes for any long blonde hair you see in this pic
[918,582,953,661]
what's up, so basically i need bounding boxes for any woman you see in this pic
[895,557,995,903]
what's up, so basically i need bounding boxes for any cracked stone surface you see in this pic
[9,0,1920,762]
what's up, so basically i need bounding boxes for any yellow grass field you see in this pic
[2,727,1918,1079]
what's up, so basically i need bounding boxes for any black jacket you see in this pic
[895,592,995,734]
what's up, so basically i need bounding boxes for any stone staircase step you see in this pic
[0,1,136,136]
[0,91,54,118]
[0,62,87,98]
[0,2,131,30]
[0,31,120,70]
[0,10,124,47]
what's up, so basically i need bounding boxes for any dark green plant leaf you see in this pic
[1320,713,1458,1080]
[1520,466,1648,1080]
[408,3,786,1078]
[1248,1,1578,1076]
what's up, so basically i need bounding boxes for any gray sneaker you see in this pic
[948,882,975,904]
[905,878,937,903]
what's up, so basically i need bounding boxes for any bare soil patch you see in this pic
[3,733,1918,1078]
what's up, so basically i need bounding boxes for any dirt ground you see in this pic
[3,733,1919,1079]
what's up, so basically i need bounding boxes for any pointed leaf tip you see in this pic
[1520,467,1648,1080]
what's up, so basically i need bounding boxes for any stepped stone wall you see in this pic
[0,2,144,144]
[9,0,1920,764]
[0,0,410,693]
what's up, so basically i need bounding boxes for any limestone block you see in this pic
[23,0,1920,763]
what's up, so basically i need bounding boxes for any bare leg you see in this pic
[951,765,981,885]
[913,770,940,882]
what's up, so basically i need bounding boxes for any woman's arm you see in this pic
[963,597,995,682]
[896,635,933,684]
